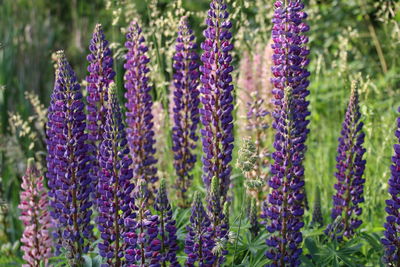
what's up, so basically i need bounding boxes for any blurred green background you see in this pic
[0,0,399,264]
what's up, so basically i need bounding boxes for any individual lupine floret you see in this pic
[18,158,52,267]
[86,24,116,201]
[382,107,400,266]
[184,192,216,266]
[124,21,158,195]
[172,16,200,206]
[261,87,305,266]
[200,0,235,205]
[154,179,180,267]
[97,84,134,266]
[124,178,161,266]
[46,51,93,265]
[327,81,366,240]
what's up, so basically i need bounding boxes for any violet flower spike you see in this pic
[86,23,116,202]
[172,16,200,206]
[200,0,235,205]
[97,84,134,266]
[184,192,216,267]
[261,87,305,267]
[327,81,366,240]
[154,179,180,267]
[124,178,161,266]
[19,159,52,267]
[124,21,158,195]
[46,51,93,265]
[382,107,400,266]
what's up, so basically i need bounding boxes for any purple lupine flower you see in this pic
[200,0,234,205]
[382,107,400,265]
[18,159,52,267]
[184,192,216,267]
[86,24,116,201]
[172,16,200,206]
[46,51,93,265]
[97,84,134,266]
[124,178,161,266]
[261,87,305,266]
[124,21,158,195]
[260,0,310,265]
[327,81,366,240]
[154,179,180,267]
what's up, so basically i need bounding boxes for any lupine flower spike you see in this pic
[184,192,216,266]
[172,16,200,206]
[326,80,366,240]
[261,86,305,266]
[97,84,134,266]
[86,23,116,201]
[154,179,180,267]
[200,0,235,205]
[124,21,158,196]
[46,51,93,265]
[19,158,52,267]
[382,107,400,266]
[124,178,161,266]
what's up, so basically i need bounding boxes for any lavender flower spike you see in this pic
[19,158,52,267]
[46,51,93,265]
[261,87,305,267]
[200,0,234,205]
[86,23,116,200]
[97,84,134,266]
[382,107,400,265]
[154,179,180,267]
[124,21,158,195]
[124,178,161,266]
[172,16,200,206]
[184,192,216,267]
[327,81,366,240]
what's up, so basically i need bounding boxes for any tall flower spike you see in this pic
[310,186,323,228]
[124,178,161,266]
[97,84,134,266]
[172,16,200,206]
[261,87,305,266]
[19,158,52,267]
[86,24,116,202]
[184,192,216,266]
[154,179,180,267]
[200,0,235,205]
[46,51,93,265]
[271,0,311,209]
[327,81,366,240]
[382,107,400,266]
[124,21,158,196]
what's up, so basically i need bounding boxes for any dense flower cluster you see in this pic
[86,24,116,202]
[97,85,134,266]
[261,0,311,265]
[171,16,200,206]
[124,179,161,266]
[327,82,366,239]
[185,192,216,266]
[200,0,234,204]
[382,107,400,266]
[124,21,158,195]
[18,159,52,267]
[154,179,180,266]
[46,51,93,264]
